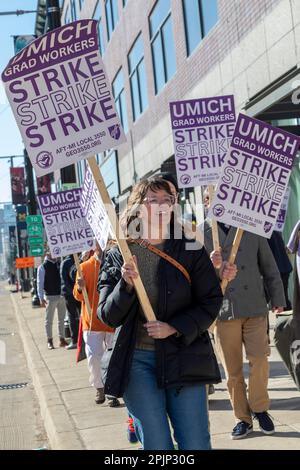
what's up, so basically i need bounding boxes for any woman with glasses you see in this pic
[97,177,223,450]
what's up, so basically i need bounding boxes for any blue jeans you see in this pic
[123,349,211,450]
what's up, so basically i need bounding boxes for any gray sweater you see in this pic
[203,220,286,320]
[129,242,165,350]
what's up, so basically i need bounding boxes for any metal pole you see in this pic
[46,0,61,30]
[24,148,37,216]
[0,10,38,16]
[23,148,40,303]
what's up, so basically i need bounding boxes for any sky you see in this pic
[0,0,38,204]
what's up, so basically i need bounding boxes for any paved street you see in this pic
[0,283,48,450]
[0,281,299,450]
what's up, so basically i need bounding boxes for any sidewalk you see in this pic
[10,290,300,450]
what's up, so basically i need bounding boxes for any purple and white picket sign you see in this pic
[275,187,291,232]
[209,114,300,238]
[169,96,236,188]
[2,20,126,176]
[37,188,95,257]
[80,167,110,251]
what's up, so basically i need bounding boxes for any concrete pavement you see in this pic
[9,287,300,450]
[0,284,48,450]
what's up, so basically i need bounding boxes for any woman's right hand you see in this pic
[121,255,138,289]
[76,277,86,291]
[210,249,223,269]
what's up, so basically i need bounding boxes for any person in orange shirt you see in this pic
[73,242,116,405]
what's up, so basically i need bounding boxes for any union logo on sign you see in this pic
[213,204,225,217]
[36,151,53,169]
[263,222,273,234]
[180,174,191,185]
[108,124,121,140]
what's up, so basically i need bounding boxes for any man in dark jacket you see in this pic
[37,251,67,350]
[60,255,80,349]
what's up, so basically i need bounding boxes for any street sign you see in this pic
[28,236,44,245]
[15,257,35,268]
[26,215,43,226]
[28,225,43,237]
[29,245,44,257]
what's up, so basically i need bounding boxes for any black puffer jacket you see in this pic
[97,237,223,398]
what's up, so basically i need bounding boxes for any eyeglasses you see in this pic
[143,196,175,207]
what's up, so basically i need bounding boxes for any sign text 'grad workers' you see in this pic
[2,20,126,176]
[209,114,300,238]
[80,166,110,251]
[169,95,236,188]
[38,188,95,257]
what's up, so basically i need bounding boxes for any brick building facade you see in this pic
[58,0,300,235]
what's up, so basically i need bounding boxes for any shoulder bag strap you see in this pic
[133,239,191,284]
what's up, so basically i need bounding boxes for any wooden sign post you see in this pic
[221,228,244,294]
[73,253,92,318]
[208,186,220,252]
[88,156,156,322]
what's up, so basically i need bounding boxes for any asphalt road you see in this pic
[0,282,48,450]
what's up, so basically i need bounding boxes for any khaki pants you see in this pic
[215,316,271,425]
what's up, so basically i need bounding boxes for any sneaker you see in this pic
[231,421,253,440]
[59,338,69,348]
[253,412,275,435]
[108,398,121,408]
[95,388,105,404]
[65,342,77,350]
[127,417,138,444]
[47,339,54,350]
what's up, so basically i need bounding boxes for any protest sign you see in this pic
[276,187,291,232]
[80,166,110,251]
[210,114,300,239]
[3,19,155,322]
[2,20,126,176]
[37,188,95,257]
[87,157,157,321]
[169,95,236,188]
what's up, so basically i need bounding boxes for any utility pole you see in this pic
[24,149,37,215]
[23,149,40,304]
[46,0,60,30]
[46,0,77,186]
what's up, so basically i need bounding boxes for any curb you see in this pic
[10,293,85,450]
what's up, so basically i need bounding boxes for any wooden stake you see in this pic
[87,156,156,322]
[221,228,244,294]
[208,185,220,251]
[74,253,92,318]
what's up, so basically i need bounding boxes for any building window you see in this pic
[93,1,105,56]
[149,0,176,94]
[63,5,72,24]
[105,0,119,40]
[183,0,218,56]
[70,0,78,21]
[100,150,120,200]
[112,69,128,134]
[128,34,148,121]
